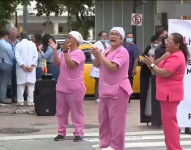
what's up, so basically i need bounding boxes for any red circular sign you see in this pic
[132,14,141,25]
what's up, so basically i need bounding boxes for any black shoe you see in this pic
[12,99,17,103]
[73,136,83,142]
[185,128,191,134]
[12,98,17,103]
[54,135,65,141]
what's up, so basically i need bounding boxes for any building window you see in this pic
[59,27,63,33]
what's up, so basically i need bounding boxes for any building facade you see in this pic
[8,0,190,43]
[8,1,94,39]
[9,15,68,34]
[95,0,185,53]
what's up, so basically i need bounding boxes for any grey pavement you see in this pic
[0,100,189,149]
[0,131,191,150]
[0,100,163,138]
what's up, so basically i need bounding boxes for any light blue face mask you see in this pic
[101,40,107,43]
[126,38,133,43]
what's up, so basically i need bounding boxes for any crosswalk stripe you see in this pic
[84,134,191,142]
[124,141,191,148]
[124,130,164,136]
[0,131,165,141]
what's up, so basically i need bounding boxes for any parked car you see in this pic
[43,44,141,95]
[55,39,92,48]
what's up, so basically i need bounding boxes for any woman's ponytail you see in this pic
[181,43,190,64]
[171,33,190,64]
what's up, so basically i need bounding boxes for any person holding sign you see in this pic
[142,33,190,150]
[91,27,132,150]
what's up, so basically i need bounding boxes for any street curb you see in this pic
[0,131,164,141]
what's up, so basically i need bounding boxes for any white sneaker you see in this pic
[95,99,99,103]
[92,145,101,150]
[101,146,115,150]
[27,102,34,106]
[16,102,24,106]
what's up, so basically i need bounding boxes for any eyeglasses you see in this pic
[165,39,174,44]
[109,33,121,38]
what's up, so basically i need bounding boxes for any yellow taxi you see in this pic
[79,44,141,95]
[44,45,141,95]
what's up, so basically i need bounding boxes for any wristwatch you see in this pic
[63,50,68,53]
[150,63,155,69]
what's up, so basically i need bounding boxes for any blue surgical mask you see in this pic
[101,40,107,43]
[126,38,133,43]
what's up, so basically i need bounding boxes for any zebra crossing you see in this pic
[83,131,191,150]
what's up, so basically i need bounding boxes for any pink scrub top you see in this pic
[156,51,186,101]
[99,45,133,99]
[56,49,86,93]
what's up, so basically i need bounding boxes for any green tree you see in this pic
[0,0,21,29]
[34,0,95,39]
[0,0,32,29]
[69,16,94,40]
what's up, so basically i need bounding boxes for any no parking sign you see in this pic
[131,13,143,26]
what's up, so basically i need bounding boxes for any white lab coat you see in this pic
[90,40,109,78]
[15,39,38,85]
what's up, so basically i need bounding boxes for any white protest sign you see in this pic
[169,19,191,127]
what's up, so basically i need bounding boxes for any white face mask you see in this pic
[151,44,158,47]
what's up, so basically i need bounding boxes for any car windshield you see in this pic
[82,49,92,63]
[56,40,91,47]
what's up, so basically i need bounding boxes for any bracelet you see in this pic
[63,50,68,53]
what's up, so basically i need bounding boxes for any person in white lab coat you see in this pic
[15,32,38,106]
[90,31,109,103]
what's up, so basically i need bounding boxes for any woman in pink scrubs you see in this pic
[91,27,133,150]
[49,31,86,142]
[143,33,190,150]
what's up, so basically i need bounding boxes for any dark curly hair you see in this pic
[0,28,9,37]
[98,31,106,37]
[42,34,60,52]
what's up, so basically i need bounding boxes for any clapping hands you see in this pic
[90,47,102,58]
[142,55,154,66]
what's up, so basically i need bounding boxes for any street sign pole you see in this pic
[132,0,137,44]
[23,0,27,32]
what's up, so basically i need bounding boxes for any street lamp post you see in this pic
[14,11,18,28]
[23,0,28,32]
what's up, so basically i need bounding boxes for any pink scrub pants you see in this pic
[98,88,129,150]
[160,101,182,150]
[56,88,85,136]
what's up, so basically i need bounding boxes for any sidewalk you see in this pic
[0,100,162,138]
